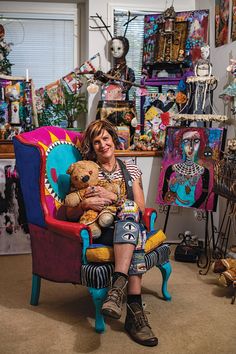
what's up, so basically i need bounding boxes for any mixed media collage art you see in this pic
[157,127,225,212]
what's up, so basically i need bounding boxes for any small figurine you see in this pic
[194,45,212,77]
[186,45,217,115]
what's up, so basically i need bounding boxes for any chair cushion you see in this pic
[86,229,166,263]
[81,244,170,289]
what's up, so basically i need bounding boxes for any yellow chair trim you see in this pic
[144,229,166,253]
[86,229,166,263]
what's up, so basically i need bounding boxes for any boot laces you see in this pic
[128,304,151,330]
[104,287,124,305]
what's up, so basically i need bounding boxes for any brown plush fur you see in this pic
[64,160,119,238]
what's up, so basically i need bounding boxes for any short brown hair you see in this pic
[81,120,120,160]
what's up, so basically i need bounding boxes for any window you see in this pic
[0,3,77,89]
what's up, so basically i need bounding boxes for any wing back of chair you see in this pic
[14,126,83,222]
[13,126,90,284]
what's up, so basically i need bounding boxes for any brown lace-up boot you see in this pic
[101,275,128,319]
[125,303,158,347]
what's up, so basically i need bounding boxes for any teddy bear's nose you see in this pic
[82,175,90,183]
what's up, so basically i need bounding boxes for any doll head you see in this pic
[110,36,129,60]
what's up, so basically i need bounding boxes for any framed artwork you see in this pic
[231,0,236,42]
[116,126,130,150]
[155,21,189,63]
[143,9,209,67]
[157,127,226,212]
[0,159,31,254]
[141,91,178,149]
[215,0,230,47]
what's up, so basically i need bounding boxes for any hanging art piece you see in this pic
[0,159,31,254]
[231,0,236,42]
[142,9,209,68]
[34,53,99,128]
[157,127,226,212]
[0,75,34,139]
[185,45,218,115]
[215,0,229,47]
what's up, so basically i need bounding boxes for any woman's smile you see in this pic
[93,130,115,162]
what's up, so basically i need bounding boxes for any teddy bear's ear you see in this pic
[66,164,74,175]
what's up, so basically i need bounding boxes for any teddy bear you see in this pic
[212,258,236,288]
[64,160,119,238]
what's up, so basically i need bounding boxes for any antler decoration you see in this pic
[90,13,113,39]
[123,11,137,37]
[90,11,137,39]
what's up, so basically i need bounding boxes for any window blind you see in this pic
[1,18,74,89]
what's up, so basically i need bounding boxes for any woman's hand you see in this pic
[85,186,117,202]
[82,196,112,212]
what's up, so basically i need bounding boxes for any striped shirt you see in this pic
[98,161,142,199]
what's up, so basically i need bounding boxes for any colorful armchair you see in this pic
[13,126,172,333]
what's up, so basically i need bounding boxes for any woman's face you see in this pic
[182,131,201,159]
[92,129,115,161]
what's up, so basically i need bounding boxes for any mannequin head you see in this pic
[110,36,129,60]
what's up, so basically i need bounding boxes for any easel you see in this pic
[163,205,216,274]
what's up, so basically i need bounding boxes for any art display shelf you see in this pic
[0,140,162,159]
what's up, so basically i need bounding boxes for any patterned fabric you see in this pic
[98,161,142,182]
[146,244,170,270]
[81,244,170,289]
[86,229,166,263]
[16,126,83,218]
[81,263,114,288]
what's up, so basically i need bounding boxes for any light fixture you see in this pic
[163,4,176,34]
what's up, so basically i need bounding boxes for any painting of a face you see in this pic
[110,39,124,58]
[157,127,225,211]
[182,131,200,159]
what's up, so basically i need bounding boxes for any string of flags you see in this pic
[34,53,100,113]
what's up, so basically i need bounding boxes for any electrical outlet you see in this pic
[170,206,179,214]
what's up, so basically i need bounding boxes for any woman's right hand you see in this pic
[82,197,112,212]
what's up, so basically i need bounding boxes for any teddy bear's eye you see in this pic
[89,170,93,175]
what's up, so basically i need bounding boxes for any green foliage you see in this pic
[38,84,87,128]
[0,38,13,75]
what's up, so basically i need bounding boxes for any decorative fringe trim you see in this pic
[186,76,217,84]
[172,113,228,122]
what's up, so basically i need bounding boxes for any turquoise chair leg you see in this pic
[30,274,41,305]
[89,287,108,333]
[157,261,172,301]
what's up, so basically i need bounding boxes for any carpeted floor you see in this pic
[0,248,235,354]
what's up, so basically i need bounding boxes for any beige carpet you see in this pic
[0,248,235,354]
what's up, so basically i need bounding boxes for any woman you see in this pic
[66,120,158,347]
